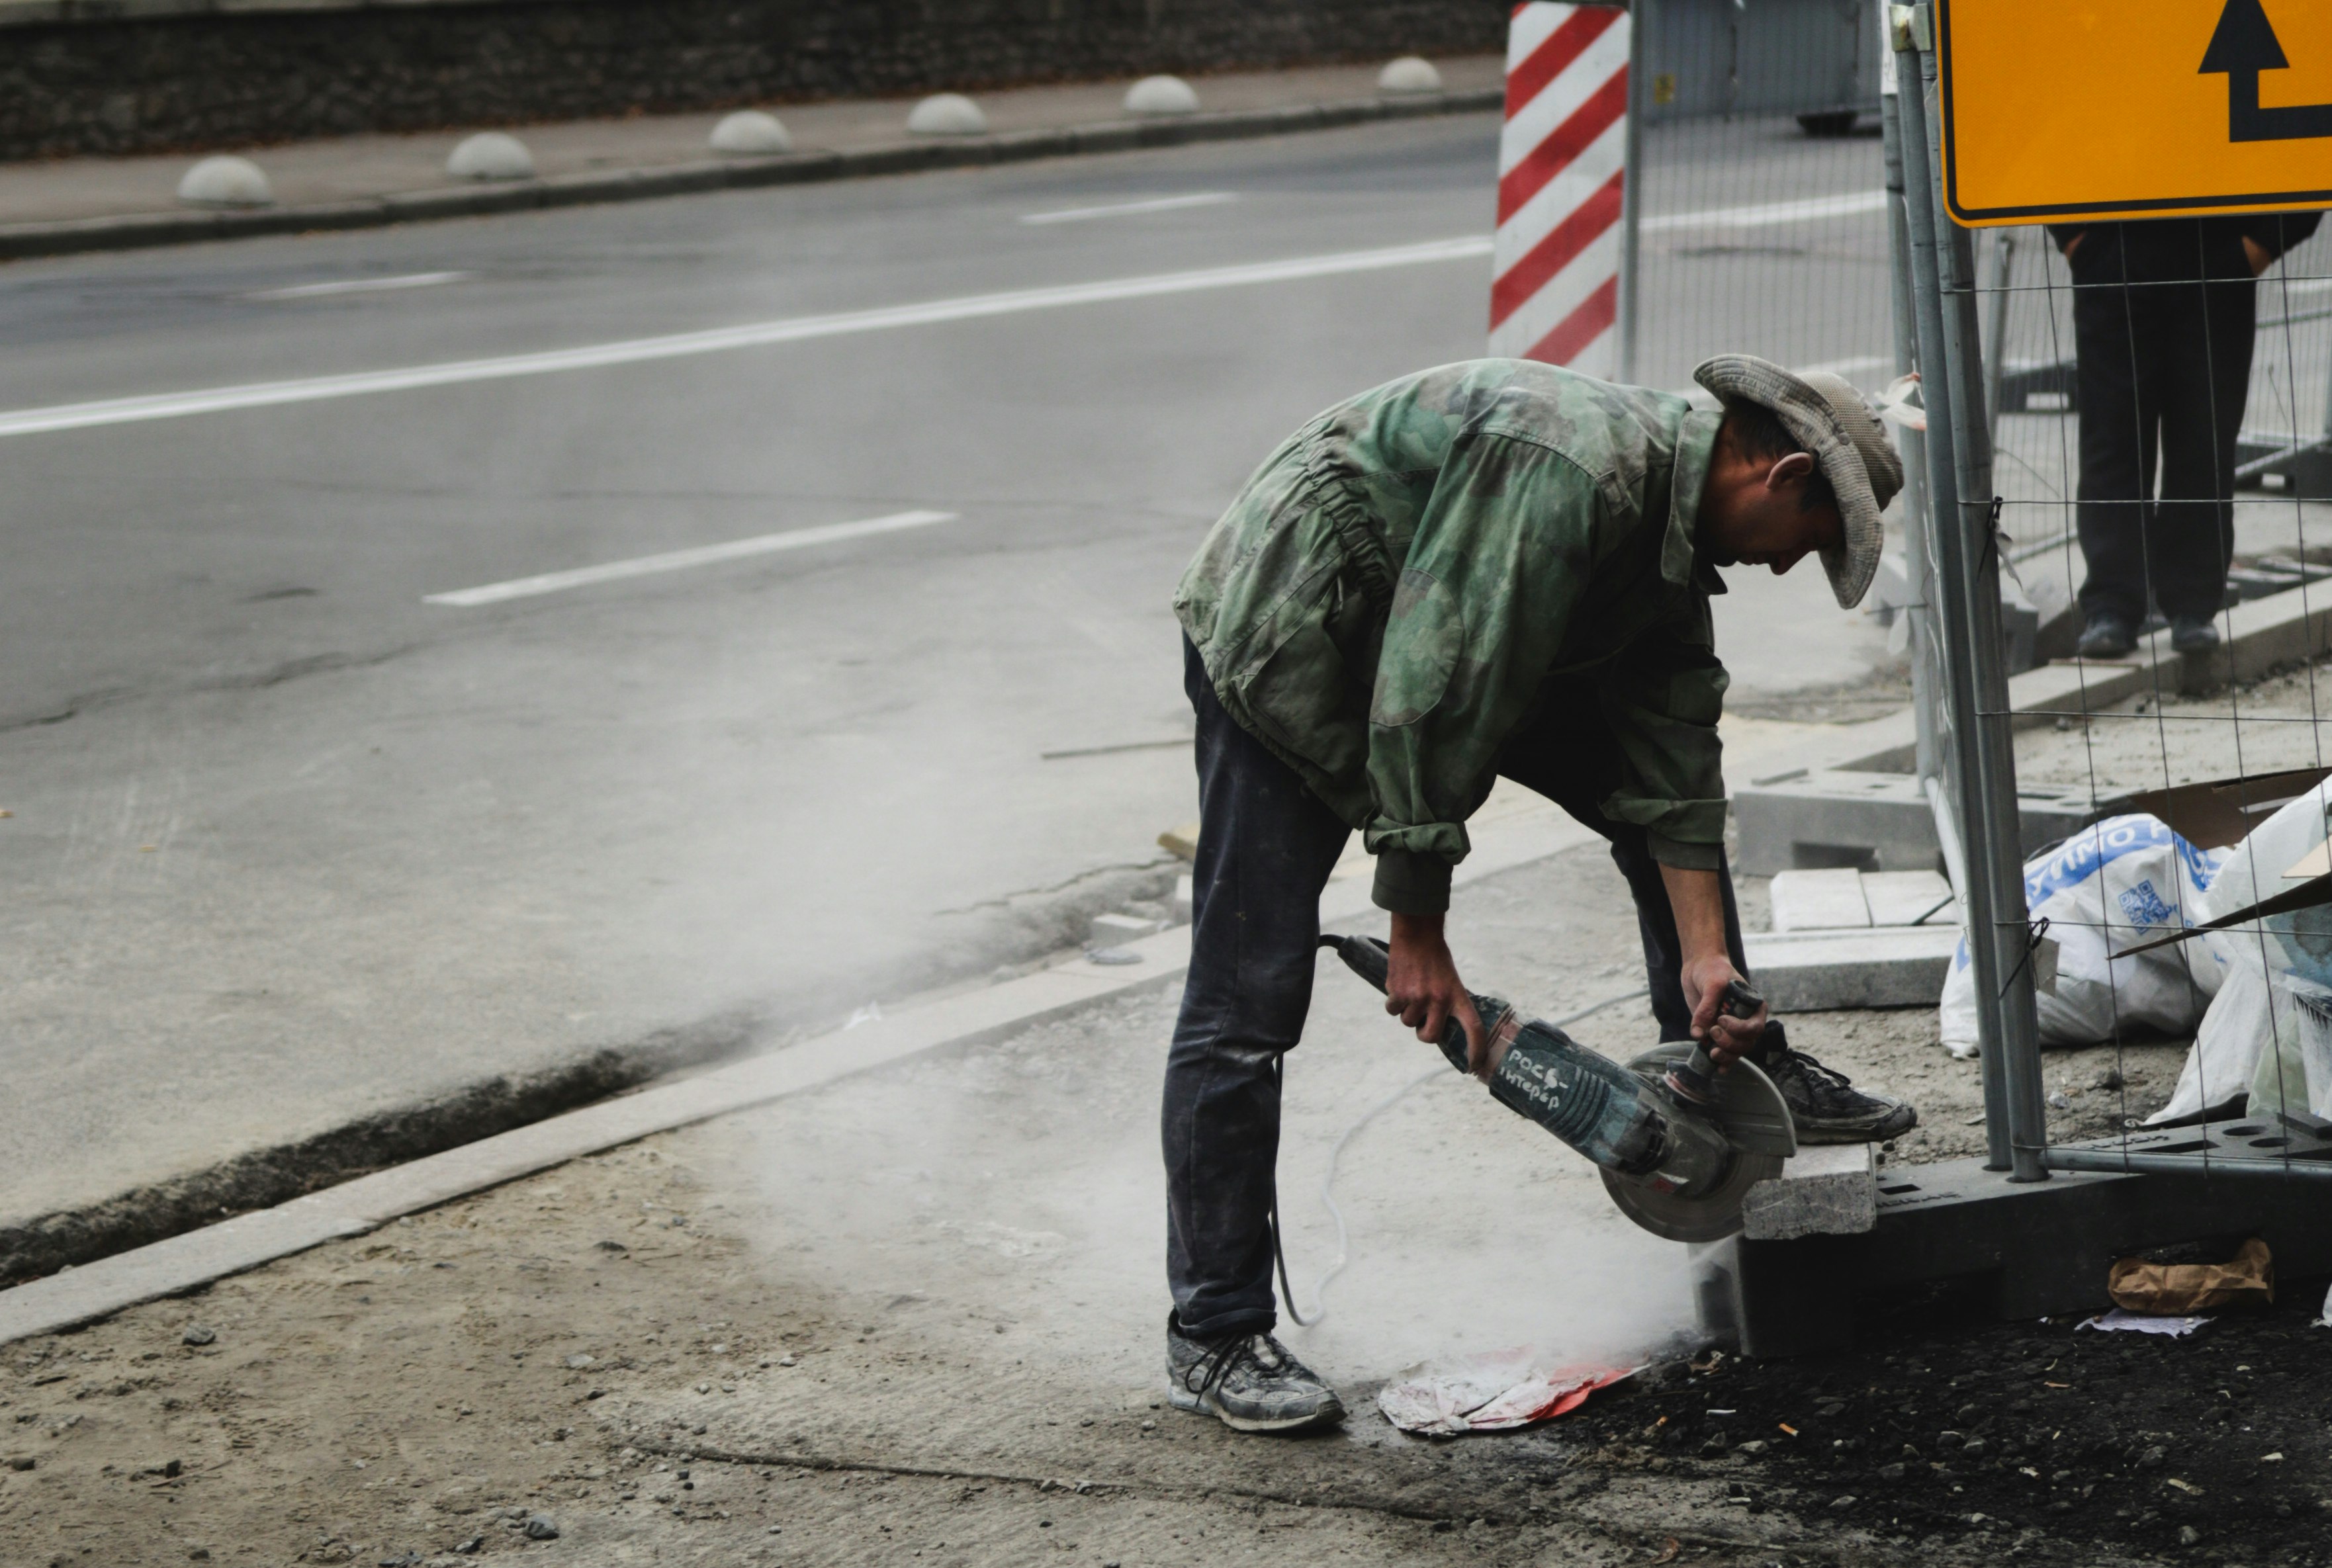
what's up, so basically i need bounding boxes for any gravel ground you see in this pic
[0,846,2297,1568]
[2017,654,2332,799]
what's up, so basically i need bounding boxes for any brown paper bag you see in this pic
[2107,1237,2274,1314]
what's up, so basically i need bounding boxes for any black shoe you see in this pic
[1165,1313,1345,1433]
[2075,613,2137,660]
[2171,615,2221,654]
[1758,1047,1918,1144]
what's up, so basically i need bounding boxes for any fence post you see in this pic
[1909,3,2049,1182]
[1890,10,2011,1172]
[1879,3,1935,787]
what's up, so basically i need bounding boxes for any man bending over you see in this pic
[1163,355,1918,1432]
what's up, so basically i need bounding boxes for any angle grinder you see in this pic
[1321,935,1797,1242]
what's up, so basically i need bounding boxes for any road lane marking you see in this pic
[0,236,1494,441]
[1020,192,1239,225]
[1644,191,1888,232]
[246,271,474,300]
[423,510,957,607]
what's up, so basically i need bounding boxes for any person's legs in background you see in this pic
[2072,244,2165,656]
[2147,265,2257,648]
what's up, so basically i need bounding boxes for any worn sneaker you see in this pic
[1165,1313,1345,1433]
[2171,615,2221,654]
[1758,1047,1918,1144]
[2076,613,2137,660]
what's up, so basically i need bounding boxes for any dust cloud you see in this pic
[705,969,1701,1410]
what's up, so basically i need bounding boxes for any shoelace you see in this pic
[1185,1333,1283,1397]
[1778,1049,1862,1093]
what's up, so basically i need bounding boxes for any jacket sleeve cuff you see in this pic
[1646,832,1724,872]
[1372,849,1453,916]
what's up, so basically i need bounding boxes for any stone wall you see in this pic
[0,0,1509,161]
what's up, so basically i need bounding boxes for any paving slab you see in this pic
[1744,926,1963,1012]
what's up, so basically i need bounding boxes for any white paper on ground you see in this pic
[1376,1348,1639,1436]
[2077,1307,2209,1338]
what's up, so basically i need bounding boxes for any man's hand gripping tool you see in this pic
[1660,978,1766,1107]
[1321,937,1795,1242]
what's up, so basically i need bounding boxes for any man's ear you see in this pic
[1763,451,1818,492]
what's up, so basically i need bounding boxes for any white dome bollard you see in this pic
[445,132,535,181]
[1377,56,1444,93]
[1122,75,1199,116]
[905,93,988,136]
[176,155,273,208]
[709,110,793,155]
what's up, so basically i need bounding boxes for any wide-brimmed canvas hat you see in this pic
[1692,354,1903,609]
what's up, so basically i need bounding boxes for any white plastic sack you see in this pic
[2193,779,2332,985]
[1940,814,2226,1057]
[2146,946,2296,1124]
[2146,779,2332,1123]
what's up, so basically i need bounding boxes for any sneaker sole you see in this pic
[1793,1107,1918,1144]
[1166,1382,1345,1433]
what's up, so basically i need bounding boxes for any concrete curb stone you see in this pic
[0,88,1502,262]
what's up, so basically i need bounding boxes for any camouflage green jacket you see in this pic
[1173,359,1730,916]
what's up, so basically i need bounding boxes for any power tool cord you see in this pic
[1269,985,1650,1328]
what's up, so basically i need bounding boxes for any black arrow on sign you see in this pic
[2201,0,2332,142]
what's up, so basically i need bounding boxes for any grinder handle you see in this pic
[1669,978,1766,1102]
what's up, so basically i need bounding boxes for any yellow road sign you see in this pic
[1938,0,2332,226]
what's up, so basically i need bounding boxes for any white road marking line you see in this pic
[246,271,474,300]
[1644,191,1888,232]
[424,509,956,607]
[0,237,1494,441]
[1020,192,1239,225]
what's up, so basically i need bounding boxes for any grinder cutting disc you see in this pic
[1599,1043,1797,1244]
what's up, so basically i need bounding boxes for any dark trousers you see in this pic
[2071,261,2256,625]
[1161,638,1766,1338]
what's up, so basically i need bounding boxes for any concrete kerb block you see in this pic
[1122,74,1200,116]
[446,131,535,181]
[175,155,271,208]
[1740,1143,1877,1241]
[1744,926,1962,1010]
[1378,56,1445,93]
[1069,122,1146,155]
[906,93,987,136]
[983,128,1077,164]
[0,923,1198,1345]
[709,110,791,155]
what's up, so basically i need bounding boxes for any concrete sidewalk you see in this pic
[0,57,1503,257]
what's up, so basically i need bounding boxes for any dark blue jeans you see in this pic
[1161,637,1768,1339]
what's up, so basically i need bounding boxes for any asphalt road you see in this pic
[0,113,1899,1239]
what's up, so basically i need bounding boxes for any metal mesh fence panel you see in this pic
[1905,8,2332,1182]
[1628,0,1895,391]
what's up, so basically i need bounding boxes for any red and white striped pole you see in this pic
[1488,2,1638,381]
